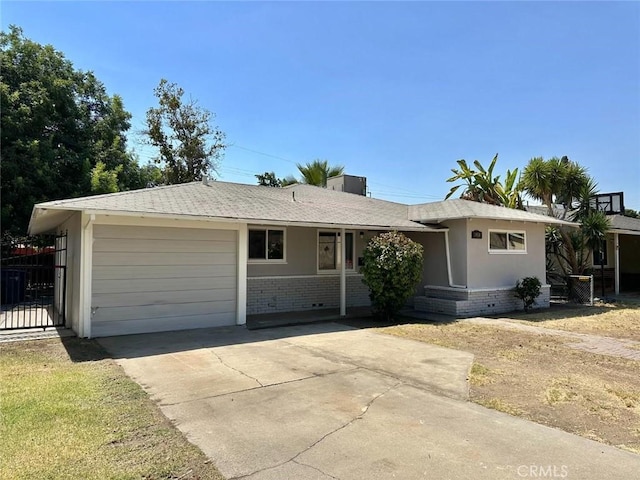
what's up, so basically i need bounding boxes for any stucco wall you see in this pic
[405,231,449,294]
[461,219,546,289]
[444,220,468,286]
[247,225,373,277]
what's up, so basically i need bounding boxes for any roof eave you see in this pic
[30,205,446,233]
[412,215,578,226]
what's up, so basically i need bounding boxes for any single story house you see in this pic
[28,176,572,338]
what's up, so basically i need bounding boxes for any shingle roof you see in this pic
[32,181,435,231]
[30,181,575,234]
[525,206,640,233]
[409,199,574,225]
[609,214,640,233]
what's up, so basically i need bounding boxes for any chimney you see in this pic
[326,174,367,196]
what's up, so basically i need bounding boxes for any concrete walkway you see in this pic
[465,318,640,361]
[99,323,640,480]
[0,326,74,343]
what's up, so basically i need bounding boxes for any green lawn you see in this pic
[0,338,224,480]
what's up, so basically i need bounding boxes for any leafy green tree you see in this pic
[361,232,423,321]
[255,172,282,187]
[90,161,122,194]
[624,208,639,218]
[1,26,134,235]
[296,159,344,187]
[521,156,610,275]
[143,79,226,184]
[445,153,522,208]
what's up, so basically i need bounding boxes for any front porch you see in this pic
[247,306,373,329]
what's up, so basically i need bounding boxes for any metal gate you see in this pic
[1,233,67,330]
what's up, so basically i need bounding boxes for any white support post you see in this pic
[237,224,248,325]
[340,227,347,317]
[80,213,94,338]
[614,232,620,295]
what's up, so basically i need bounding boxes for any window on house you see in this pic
[318,231,354,271]
[248,229,285,261]
[489,230,526,253]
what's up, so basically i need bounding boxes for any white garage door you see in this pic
[91,225,237,337]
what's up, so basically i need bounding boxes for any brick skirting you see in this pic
[247,275,371,315]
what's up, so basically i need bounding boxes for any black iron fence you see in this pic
[1,233,67,330]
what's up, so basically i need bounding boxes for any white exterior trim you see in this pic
[340,228,346,316]
[248,274,364,280]
[80,213,94,338]
[424,284,551,293]
[237,224,248,325]
[488,229,527,254]
[36,206,442,233]
[614,232,620,295]
[247,227,287,263]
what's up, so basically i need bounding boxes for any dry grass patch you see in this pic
[382,321,640,454]
[503,303,640,341]
[0,338,225,480]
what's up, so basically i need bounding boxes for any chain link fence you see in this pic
[567,275,594,305]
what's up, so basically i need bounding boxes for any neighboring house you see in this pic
[28,176,571,338]
[591,215,640,294]
[528,194,640,295]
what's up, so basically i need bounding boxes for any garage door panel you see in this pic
[92,264,237,281]
[92,312,236,337]
[91,225,238,336]
[94,238,236,254]
[93,252,236,267]
[94,288,236,308]
[92,300,237,323]
[93,276,236,295]
[94,225,236,242]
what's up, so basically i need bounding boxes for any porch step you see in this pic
[414,296,468,317]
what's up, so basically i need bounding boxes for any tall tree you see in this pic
[143,79,226,184]
[296,159,344,187]
[521,156,610,275]
[445,153,522,208]
[255,172,282,187]
[1,26,134,235]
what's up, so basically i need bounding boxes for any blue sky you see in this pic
[3,1,639,208]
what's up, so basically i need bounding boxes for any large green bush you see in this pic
[361,232,424,320]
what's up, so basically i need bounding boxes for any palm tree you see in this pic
[521,156,610,275]
[296,159,344,187]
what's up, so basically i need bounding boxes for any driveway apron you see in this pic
[99,323,640,480]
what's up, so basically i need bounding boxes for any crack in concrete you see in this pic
[210,349,264,387]
[162,367,362,407]
[292,459,341,479]
[229,381,402,480]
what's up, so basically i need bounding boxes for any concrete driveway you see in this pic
[99,323,640,480]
